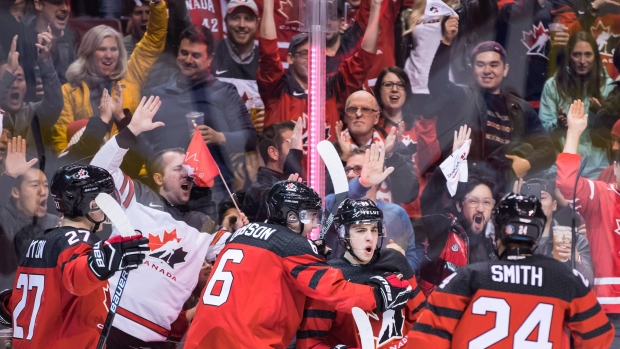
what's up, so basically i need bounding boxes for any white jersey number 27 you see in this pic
[202,249,244,307]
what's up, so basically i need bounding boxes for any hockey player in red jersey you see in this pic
[184,180,415,348]
[410,193,614,349]
[0,164,149,349]
[297,198,426,349]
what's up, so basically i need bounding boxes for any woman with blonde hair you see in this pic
[51,0,167,154]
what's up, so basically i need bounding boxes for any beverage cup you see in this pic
[552,226,572,261]
[186,111,204,131]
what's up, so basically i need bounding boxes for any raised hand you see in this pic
[359,143,394,188]
[111,82,124,122]
[7,35,19,75]
[442,15,459,45]
[289,117,303,151]
[566,99,588,134]
[99,88,113,123]
[336,121,352,161]
[4,136,38,178]
[384,126,398,159]
[452,124,471,153]
[36,26,53,62]
[127,96,164,136]
[287,173,303,182]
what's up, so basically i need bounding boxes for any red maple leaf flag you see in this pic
[183,126,219,187]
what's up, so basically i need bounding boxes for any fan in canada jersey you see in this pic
[296,198,426,349]
[184,180,415,348]
[89,96,231,348]
[0,163,149,349]
[410,188,614,349]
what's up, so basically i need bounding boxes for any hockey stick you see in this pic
[352,307,375,349]
[94,193,135,349]
[317,140,348,239]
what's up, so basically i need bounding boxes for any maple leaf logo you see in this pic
[278,0,302,25]
[591,21,620,56]
[521,22,549,59]
[241,92,250,103]
[148,229,181,251]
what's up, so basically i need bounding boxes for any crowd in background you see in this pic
[1,0,620,346]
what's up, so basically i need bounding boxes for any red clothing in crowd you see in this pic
[186,0,227,41]
[257,36,376,145]
[557,153,620,313]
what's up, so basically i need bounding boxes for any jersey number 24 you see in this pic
[469,296,554,349]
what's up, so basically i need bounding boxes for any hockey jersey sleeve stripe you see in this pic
[120,174,129,195]
[291,262,327,279]
[122,178,135,209]
[309,269,328,290]
[577,321,613,340]
[412,323,453,341]
[303,309,336,320]
[117,306,170,337]
[296,330,330,339]
[568,303,603,323]
[412,298,426,315]
[427,303,463,319]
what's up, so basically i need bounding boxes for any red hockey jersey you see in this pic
[557,152,620,313]
[184,222,378,349]
[296,248,426,349]
[10,227,110,349]
[411,253,614,349]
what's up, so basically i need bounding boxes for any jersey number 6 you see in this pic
[202,249,244,307]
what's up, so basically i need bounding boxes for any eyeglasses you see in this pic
[463,197,495,209]
[381,81,406,90]
[345,106,380,117]
[344,165,363,176]
[293,50,308,59]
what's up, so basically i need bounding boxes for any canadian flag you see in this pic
[183,126,219,187]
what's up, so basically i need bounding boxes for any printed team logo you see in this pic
[521,22,550,59]
[505,224,516,236]
[430,6,439,13]
[278,0,302,25]
[73,168,90,179]
[366,309,406,347]
[591,22,620,58]
[147,229,188,269]
[451,243,459,252]
[285,182,297,191]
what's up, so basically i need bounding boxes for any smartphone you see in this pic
[521,183,542,200]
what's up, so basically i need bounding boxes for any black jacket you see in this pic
[428,42,556,183]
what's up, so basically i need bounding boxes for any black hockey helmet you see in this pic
[267,180,321,227]
[335,198,385,240]
[493,193,547,246]
[51,164,117,217]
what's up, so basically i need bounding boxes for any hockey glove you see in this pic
[313,238,332,257]
[0,289,12,326]
[88,234,149,281]
[368,273,412,313]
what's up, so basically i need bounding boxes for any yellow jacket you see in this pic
[52,1,167,154]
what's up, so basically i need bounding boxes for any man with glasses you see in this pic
[335,90,419,206]
[257,0,383,149]
[419,126,498,296]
